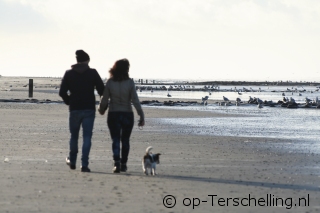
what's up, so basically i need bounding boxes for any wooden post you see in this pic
[29,79,33,98]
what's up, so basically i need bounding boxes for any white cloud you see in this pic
[0,0,53,34]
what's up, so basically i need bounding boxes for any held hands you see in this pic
[98,108,105,115]
[98,106,105,115]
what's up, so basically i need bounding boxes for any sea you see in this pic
[137,84,320,154]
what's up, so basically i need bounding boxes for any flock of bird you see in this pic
[138,84,320,109]
[212,95,320,109]
[208,86,320,109]
[217,95,320,109]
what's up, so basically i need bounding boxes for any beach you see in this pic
[0,77,319,213]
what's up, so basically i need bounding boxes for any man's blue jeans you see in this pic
[69,110,95,167]
[107,112,134,164]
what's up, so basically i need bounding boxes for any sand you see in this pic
[0,77,319,213]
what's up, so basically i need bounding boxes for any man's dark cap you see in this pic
[76,50,90,62]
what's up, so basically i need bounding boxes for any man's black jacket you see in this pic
[59,64,105,111]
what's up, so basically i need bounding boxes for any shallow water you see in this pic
[147,104,320,153]
[139,84,320,153]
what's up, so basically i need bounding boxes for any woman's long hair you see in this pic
[109,59,130,81]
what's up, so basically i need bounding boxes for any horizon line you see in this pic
[1,75,320,84]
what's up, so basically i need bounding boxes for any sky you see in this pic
[1,0,320,82]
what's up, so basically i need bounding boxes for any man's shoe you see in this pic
[66,157,76,170]
[120,163,127,172]
[81,167,91,172]
[113,161,120,173]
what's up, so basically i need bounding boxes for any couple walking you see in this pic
[59,50,144,173]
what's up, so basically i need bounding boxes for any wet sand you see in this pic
[0,77,319,212]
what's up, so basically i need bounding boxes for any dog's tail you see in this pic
[146,146,153,154]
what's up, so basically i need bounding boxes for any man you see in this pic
[59,50,105,172]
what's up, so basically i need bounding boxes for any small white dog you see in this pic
[142,146,161,175]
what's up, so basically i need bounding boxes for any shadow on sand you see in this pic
[157,174,320,192]
[90,170,319,192]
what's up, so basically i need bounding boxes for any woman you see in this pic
[98,59,145,173]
